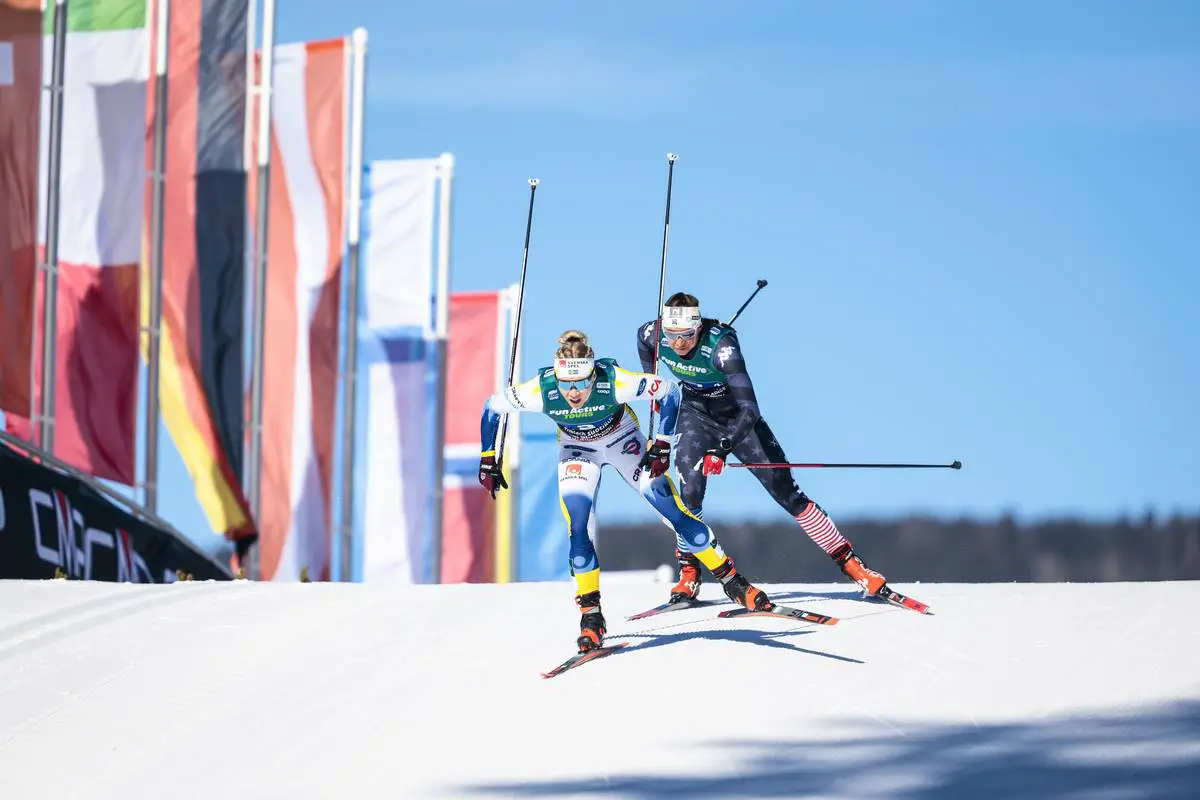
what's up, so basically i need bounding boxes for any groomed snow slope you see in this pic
[1,578,1198,799]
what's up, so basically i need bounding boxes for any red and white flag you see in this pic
[251,38,352,581]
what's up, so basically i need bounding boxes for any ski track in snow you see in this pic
[0,578,1198,799]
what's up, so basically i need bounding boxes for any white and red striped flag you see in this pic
[251,38,352,581]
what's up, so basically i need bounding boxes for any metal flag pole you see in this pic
[336,27,368,582]
[142,0,172,513]
[36,0,70,452]
[244,0,277,579]
[428,151,454,584]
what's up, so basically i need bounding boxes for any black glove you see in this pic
[638,436,672,478]
[478,454,508,498]
[702,437,733,476]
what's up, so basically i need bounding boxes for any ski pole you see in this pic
[494,178,539,485]
[647,152,678,439]
[725,279,768,327]
[729,460,963,470]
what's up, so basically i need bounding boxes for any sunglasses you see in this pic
[557,375,595,392]
[663,327,698,342]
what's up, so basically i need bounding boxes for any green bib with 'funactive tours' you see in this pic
[538,357,622,433]
[657,325,730,389]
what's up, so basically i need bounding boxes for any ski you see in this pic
[626,598,716,621]
[717,603,838,626]
[874,586,933,615]
[540,642,631,679]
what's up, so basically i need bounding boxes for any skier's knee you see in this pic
[675,515,712,553]
[568,543,598,574]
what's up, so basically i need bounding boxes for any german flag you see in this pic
[148,0,252,540]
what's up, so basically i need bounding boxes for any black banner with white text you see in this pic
[0,442,232,582]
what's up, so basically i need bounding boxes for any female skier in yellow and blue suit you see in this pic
[479,330,770,654]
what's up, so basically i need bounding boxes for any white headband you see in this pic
[662,305,701,330]
[554,357,594,381]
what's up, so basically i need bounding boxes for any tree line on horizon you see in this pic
[598,512,1200,583]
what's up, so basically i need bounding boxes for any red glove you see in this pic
[702,438,732,476]
[638,436,671,478]
[478,454,508,497]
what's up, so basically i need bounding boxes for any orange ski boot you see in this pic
[835,547,887,596]
[712,558,771,611]
[669,548,702,603]
[575,591,607,653]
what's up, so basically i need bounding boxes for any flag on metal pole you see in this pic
[356,157,451,583]
[152,0,253,543]
[250,36,352,582]
[8,0,149,483]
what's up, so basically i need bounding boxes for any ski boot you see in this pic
[669,548,702,603]
[833,545,886,596]
[712,558,771,611]
[575,591,607,653]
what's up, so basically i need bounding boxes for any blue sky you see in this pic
[12,1,1198,555]
[316,0,1200,527]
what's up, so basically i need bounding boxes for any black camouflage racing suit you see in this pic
[636,318,813,518]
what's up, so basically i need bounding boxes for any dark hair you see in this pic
[665,292,699,307]
[664,292,720,328]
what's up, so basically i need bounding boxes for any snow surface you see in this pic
[1,576,1198,799]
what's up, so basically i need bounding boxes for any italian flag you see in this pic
[10,0,148,483]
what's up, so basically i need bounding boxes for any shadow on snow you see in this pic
[458,701,1200,799]
[607,626,865,667]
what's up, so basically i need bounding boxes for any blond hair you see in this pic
[555,329,594,359]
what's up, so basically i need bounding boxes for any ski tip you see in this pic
[540,642,631,679]
[876,589,933,615]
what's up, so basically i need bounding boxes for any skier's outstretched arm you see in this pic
[478,376,543,496]
[479,376,543,455]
